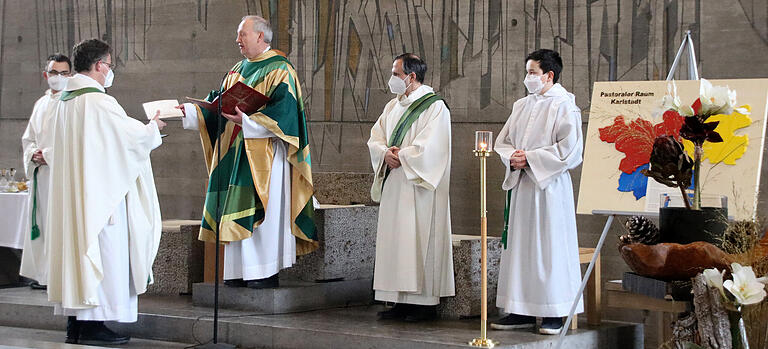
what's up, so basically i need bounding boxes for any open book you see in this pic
[185,81,271,116]
[142,99,184,120]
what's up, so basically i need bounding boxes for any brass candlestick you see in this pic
[469,131,498,348]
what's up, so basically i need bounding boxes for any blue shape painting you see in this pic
[618,164,649,200]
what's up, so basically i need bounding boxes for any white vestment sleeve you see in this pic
[41,147,53,167]
[21,120,39,178]
[242,115,276,139]
[397,102,451,191]
[181,103,199,130]
[367,104,391,175]
[145,120,163,150]
[495,111,520,191]
[525,106,583,190]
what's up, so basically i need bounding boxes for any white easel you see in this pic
[555,31,699,348]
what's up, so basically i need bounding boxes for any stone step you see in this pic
[192,279,373,312]
[0,325,188,348]
[0,287,643,349]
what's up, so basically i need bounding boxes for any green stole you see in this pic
[382,92,444,183]
[502,190,512,248]
[60,87,104,101]
[30,167,40,240]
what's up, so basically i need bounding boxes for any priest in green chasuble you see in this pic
[180,15,317,289]
[367,53,455,322]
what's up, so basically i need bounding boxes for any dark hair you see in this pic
[46,53,72,71]
[72,39,112,73]
[395,53,427,83]
[525,49,563,83]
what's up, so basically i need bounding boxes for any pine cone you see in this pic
[621,216,660,245]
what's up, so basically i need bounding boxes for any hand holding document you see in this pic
[185,81,270,116]
[142,99,185,120]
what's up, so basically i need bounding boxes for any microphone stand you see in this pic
[194,72,236,349]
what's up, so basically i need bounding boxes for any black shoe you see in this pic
[491,313,536,330]
[377,303,410,320]
[65,316,79,344]
[77,321,130,345]
[403,305,437,322]
[246,274,279,289]
[224,279,247,287]
[539,317,564,335]
[29,281,47,290]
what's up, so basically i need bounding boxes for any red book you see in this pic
[186,81,271,116]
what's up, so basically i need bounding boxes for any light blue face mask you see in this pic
[102,67,114,88]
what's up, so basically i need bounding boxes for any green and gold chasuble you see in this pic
[193,49,317,255]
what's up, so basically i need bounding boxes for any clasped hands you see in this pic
[384,146,401,169]
[510,150,527,170]
[31,149,46,165]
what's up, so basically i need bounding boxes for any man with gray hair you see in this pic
[179,15,317,289]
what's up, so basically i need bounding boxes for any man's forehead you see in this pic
[238,20,251,32]
[525,59,541,70]
[47,60,69,71]
[391,59,402,71]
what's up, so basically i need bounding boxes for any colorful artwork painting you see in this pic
[577,80,767,220]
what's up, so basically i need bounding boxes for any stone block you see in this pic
[312,172,375,206]
[280,205,378,282]
[438,235,503,319]
[0,247,22,287]
[192,279,373,313]
[146,220,204,295]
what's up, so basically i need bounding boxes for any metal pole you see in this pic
[470,151,497,348]
[555,214,615,349]
[480,155,488,340]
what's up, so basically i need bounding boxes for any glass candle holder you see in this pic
[475,131,493,152]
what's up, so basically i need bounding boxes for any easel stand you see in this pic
[555,211,615,349]
[556,30,700,348]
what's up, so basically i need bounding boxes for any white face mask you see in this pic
[46,74,68,91]
[102,67,114,88]
[388,75,411,95]
[523,73,545,94]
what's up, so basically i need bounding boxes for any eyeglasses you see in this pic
[99,60,116,70]
[46,70,70,76]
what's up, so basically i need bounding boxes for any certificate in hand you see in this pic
[185,81,271,116]
[142,99,185,120]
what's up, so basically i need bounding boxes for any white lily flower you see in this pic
[758,276,768,285]
[703,268,725,290]
[660,80,694,116]
[723,263,768,305]
[699,79,733,115]
[679,104,695,117]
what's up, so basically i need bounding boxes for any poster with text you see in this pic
[577,79,767,220]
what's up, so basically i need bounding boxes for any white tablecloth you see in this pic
[0,192,30,249]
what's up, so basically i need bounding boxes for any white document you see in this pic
[142,99,184,120]
[644,178,677,212]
